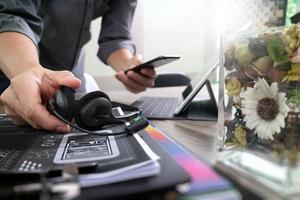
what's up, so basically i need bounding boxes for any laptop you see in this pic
[131,54,219,120]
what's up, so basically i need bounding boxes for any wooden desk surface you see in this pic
[105,86,218,164]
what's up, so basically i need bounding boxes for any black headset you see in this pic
[48,86,148,136]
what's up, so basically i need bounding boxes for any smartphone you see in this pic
[124,55,180,74]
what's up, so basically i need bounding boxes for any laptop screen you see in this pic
[174,54,219,115]
[181,55,219,100]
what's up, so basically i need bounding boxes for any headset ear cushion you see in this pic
[51,86,75,121]
[74,91,112,130]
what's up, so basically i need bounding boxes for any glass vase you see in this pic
[216,24,300,199]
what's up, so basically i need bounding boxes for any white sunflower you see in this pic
[240,78,289,140]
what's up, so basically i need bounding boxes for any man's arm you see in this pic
[0,0,43,78]
[98,0,156,93]
[106,48,139,71]
[0,32,81,132]
[97,0,137,68]
[0,32,40,78]
[0,1,81,131]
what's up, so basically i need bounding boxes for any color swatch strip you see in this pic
[145,125,231,194]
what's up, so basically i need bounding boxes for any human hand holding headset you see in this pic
[48,86,149,136]
[0,68,81,132]
[1,68,148,135]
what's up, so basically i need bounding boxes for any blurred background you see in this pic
[84,0,300,90]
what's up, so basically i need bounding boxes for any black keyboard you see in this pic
[0,149,22,171]
[132,96,179,118]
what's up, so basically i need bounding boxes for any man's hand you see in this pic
[0,67,81,132]
[116,66,156,93]
[115,54,156,93]
[107,48,156,93]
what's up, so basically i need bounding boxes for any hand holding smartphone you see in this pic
[124,55,180,74]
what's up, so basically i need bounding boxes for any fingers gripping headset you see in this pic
[48,86,149,136]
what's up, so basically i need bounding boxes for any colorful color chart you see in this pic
[145,125,240,199]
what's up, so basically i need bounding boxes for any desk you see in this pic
[96,82,260,200]
[104,86,218,164]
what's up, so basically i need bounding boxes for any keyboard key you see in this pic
[132,96,179,118]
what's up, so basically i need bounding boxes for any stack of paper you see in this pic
[52,132,160,187]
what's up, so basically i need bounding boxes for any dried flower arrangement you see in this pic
[223,24,300,165]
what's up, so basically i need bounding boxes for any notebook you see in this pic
[79,128,192,199]
[0,116,191,199]
[0,116,160,182]
[131,54,219,120]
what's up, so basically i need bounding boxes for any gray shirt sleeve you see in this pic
[97,0,137,64]
[0,0,43,47]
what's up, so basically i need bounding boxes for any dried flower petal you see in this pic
[234,43,254,66]
[282,63,300,82]
[248,37,268,59]
[290,47,300,63]
[253,56,274,75]
[267,36,289,64]
[234,126,247,146]
[282,24,300,57]
[288,88,300,104]
[226,77,242,96]
[224,45,236,71]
